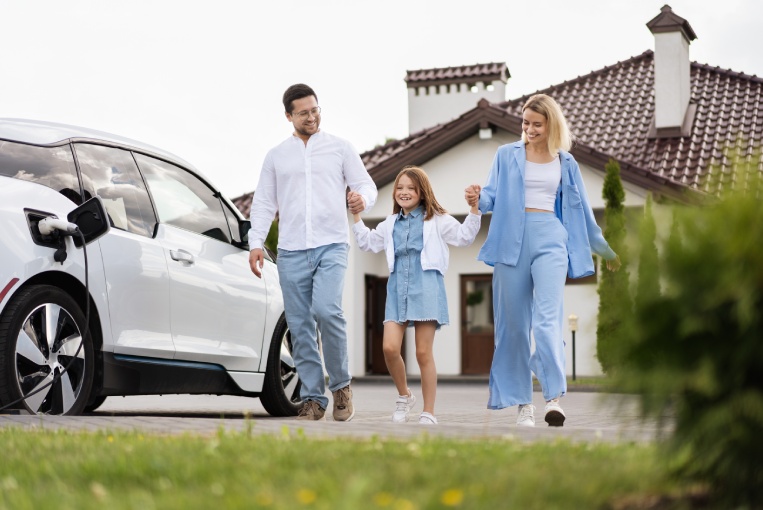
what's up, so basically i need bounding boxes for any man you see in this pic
[248,84,377,421]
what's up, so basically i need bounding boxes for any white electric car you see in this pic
[0,118,301,416]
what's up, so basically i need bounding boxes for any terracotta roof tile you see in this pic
[231,192,253,218]
[405,63,509,88]
[500,51,763,194]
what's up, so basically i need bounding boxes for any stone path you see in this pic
[0,381,665,443]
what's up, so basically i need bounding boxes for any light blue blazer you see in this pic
[477,141,616,278]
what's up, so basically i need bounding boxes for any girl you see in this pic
[466,94,620,427]
[351,166,481,424]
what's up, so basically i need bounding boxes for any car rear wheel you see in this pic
[0,285,94,415]
[83,395,107,413]
[259,314,303,416]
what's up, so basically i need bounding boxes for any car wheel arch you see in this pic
[12,272,105,397]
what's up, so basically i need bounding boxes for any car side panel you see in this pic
[98,228,174,358]
[158,224,267,371]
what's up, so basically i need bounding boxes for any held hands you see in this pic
[464,184,481,214]
[249,248,265,278]
[347,191,366,215]
[605,255,622,272]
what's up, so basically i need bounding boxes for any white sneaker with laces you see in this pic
[392,390,416,423]
[544,398,566,427]
[418,412,438,425]
[516,404,536,427]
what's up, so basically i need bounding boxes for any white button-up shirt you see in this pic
[248,130,377,251]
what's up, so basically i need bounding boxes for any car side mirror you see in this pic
[68,196,110,247]
[239,220,251,247]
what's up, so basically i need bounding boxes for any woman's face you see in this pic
[395,174,422,214]
[522,108,548,149]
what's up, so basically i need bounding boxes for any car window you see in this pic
[0,140,83,203]
[75,143,157,237]
[136,154,232,243]
[222,204,243,245]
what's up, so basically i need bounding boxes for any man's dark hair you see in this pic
[283,84,317,113]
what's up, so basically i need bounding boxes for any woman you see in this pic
[465,94,620,427]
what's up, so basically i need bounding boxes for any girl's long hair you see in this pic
[392,165,446,220]
[521,93,572,155]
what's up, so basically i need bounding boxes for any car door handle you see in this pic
[170,249,194,264]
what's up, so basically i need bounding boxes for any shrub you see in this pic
[597,158,631,373]
[615,190,763,507]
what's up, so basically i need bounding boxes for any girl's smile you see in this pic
[395,174,421,214]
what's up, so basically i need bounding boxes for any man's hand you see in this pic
[249,248,265,278]
[347,191,366,215]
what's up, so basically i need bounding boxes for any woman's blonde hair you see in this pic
[392,165,446,220]
[521,94,572,155]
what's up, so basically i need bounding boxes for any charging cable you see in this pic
[0,222,90,414]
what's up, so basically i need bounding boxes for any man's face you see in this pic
[286,95,321,139]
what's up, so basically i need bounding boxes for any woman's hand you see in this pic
[605,255,621,272]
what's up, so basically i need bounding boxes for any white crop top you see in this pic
[524,157,561,211]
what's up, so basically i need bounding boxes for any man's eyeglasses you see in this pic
[292,106,321,120]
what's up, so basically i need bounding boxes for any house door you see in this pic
[461,274,494,374]
[365,275,405,374]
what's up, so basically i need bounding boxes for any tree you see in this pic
[596,158,631,374]
[634,193,659,310]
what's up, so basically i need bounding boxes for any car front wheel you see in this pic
[0,285,94,415]
[259,314,303,416]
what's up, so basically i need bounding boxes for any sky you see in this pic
[2,0,762,200]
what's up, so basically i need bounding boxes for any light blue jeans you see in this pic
[488,213,568,409]
[277,243,350,410]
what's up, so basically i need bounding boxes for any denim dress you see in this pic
[385,206,449,328]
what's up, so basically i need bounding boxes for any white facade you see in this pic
[343,128,649,378]
[408,80,506,134]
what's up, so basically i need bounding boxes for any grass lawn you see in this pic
[0,426,684,510]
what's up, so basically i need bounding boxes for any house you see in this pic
[232,5,763,378]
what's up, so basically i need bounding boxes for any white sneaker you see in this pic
[391,390,416,423]
[516,404,536,427]
[418,412,438,425]
[544,398,566,427]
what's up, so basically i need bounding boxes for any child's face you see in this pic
[395,174,421,214]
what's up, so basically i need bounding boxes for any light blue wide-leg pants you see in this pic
[277,243,351,410]
[488,213,568,409]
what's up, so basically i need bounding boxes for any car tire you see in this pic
[259,314,303,417]
[83,395,107,413]
[0,285,94,415]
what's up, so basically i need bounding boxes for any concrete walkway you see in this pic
[0,380,664,443]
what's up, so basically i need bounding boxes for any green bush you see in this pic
[264,219,278,255]
[615,190,763,507]
[634,193,659,311]
[597,158,631,373]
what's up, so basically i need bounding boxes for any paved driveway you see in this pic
[0,381,662,442]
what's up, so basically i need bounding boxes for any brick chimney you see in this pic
[647,5,698,137]
[405,63,509,135]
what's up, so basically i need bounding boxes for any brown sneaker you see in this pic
[296,400,325,421]
[332,385,355,421]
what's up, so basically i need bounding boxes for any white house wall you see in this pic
[345,129,648,378]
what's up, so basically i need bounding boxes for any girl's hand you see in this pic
[606,255,621,272]
[347,191,365,215]
[348,191,362,223]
